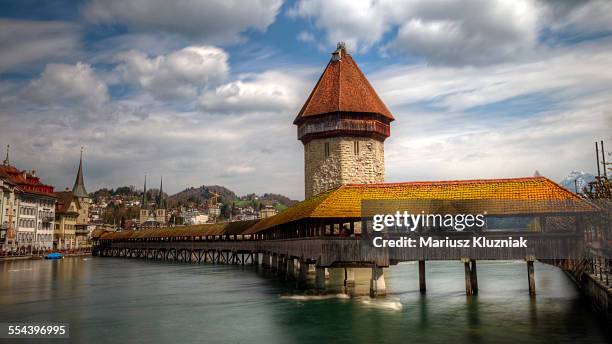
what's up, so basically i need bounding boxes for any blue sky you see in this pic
[0,0,611,200]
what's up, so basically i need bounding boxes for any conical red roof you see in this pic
[294,53,394,124]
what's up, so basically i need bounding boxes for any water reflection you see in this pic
[0,258,608,343]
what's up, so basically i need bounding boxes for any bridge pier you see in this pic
[262,252,270,268]
[315,266,326,289]
[526,257,536,295]
[462,258,478,295]
[370,266,386,297]
[278,255,288,275]
[419,260,426,293]
[298,260,309,282]
[344,268,356,287]
[252,252,259,265]
[286,258,295,279]
[271,254,278,270]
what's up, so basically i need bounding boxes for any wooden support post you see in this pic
[315,266,326,289]
[470,259,478,295]
[462,258,474,295]
[286,258,295,279]
[271,254,278,270]
[370,266,386,297]
[344,268,356,287]
[526,257,536,296]
[419,260,426,293]
[279,256,287,275]
[253,252,259,265]
[299,261,309,282]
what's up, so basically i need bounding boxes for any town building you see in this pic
[54,191,78,249]
[259,205,277,219]
[0,147,18,249]
[72,149,92,247]
[53,149,92,249]
[0,145,56,252]
[139,176,167,229]
[183,209,209,225]
[295,42,394,198]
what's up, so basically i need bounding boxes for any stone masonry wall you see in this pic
[304,136,384,198]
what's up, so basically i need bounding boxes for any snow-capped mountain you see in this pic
[559,171,596,194]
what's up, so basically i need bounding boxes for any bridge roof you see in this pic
[97,177,596,241]
[99,219,259,241]
[244,177,596,234]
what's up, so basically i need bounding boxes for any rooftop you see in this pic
[294,43,394,124]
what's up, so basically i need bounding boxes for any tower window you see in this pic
[324,142,330,158]
[354,141,359,155]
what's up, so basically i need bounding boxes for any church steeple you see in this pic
[3,144,9,166]
[141,174,147,207]
[157,176,165,209]
[72,147,89,198]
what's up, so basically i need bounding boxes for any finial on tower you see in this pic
[331,42,348,61]
[3,144,9,166]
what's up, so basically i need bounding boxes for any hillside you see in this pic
[166,185,298,209]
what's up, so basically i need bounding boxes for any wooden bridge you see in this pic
[93,177,601,297]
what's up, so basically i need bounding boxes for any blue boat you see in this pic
[44,252,63,260]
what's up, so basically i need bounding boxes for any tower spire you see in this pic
[157,176,165,209]
[72,146,89,198]
[3,144,9,166]
[142,174,147,207]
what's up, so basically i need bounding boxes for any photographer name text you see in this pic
[372,236,528,248]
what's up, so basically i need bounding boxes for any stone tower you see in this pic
[139,175,149,224]
[155,177,166,223]
[295,43,394,198]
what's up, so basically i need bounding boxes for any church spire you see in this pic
[3,144,9,166]
[157,176,165,209]
[141,174,147,207]
[72,147,89,198]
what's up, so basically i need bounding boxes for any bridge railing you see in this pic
[588,246,611,288]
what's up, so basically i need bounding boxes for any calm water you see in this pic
[0,257,608,343]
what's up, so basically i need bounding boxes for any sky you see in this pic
[0,0,611,200]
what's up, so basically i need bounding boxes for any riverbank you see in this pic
[0,252,91,261]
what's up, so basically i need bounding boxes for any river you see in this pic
[0,257,608,343]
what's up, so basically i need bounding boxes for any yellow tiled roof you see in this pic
[245,177,595,234]
[100,220,258,241]
[99,177,596,241]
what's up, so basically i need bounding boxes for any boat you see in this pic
[44,252,63,260]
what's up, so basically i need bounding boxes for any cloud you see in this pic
[0,19,80,73]
[83,0,283,43]
[542,0,612,35]
[389,0,539,66]
[373,41,612,183]
[199,71,308,113]
[288,0,389,52]
[113,46,229,100]
[24,62,108,108]
[372,41,612,111]
[288,0,543,65]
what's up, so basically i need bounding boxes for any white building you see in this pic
[183,210,209,225]
[1,147,56,252]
